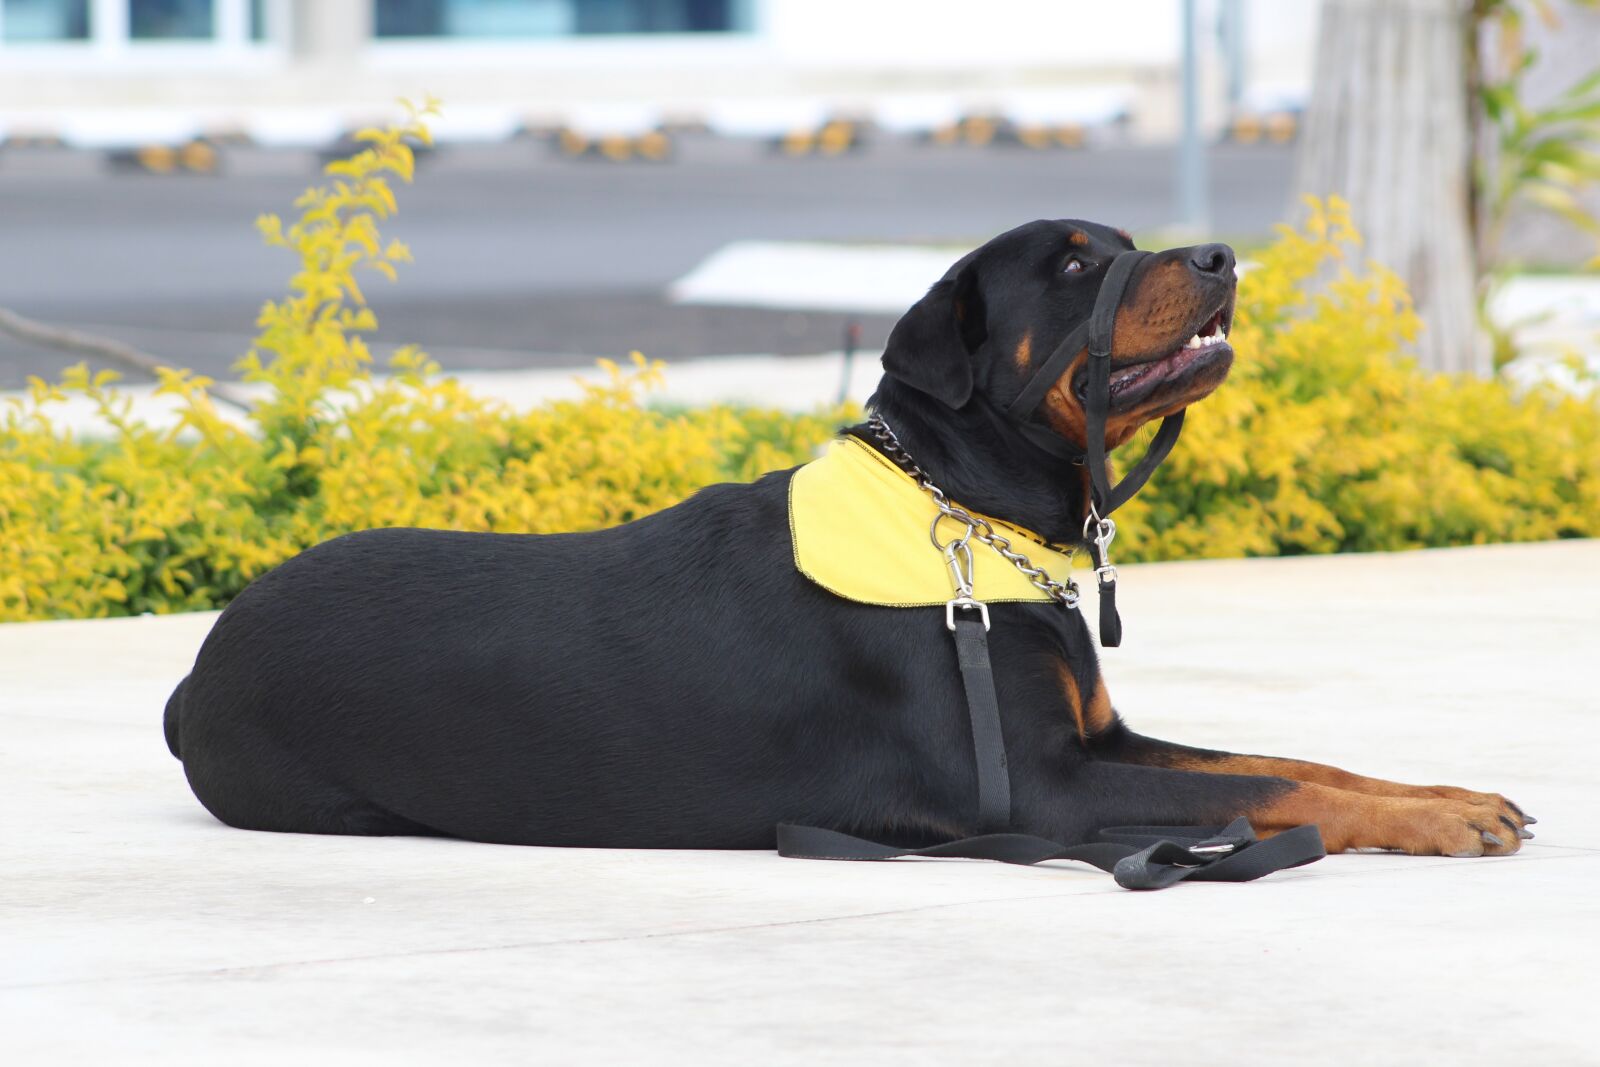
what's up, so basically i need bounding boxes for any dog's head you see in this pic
[882,219,1236,451]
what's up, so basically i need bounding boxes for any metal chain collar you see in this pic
[866,413,1081,612]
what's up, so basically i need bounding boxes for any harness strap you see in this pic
[951,616,1010,833]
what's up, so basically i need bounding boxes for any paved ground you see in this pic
[0,140,1295,387]
[3,540,1597,1064]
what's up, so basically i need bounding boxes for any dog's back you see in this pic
[166,470,962,847]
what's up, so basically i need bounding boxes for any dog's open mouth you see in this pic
[1102,300,1234,409]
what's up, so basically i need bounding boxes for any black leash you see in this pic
[779,612,1325,890]
[779,814,1325,891]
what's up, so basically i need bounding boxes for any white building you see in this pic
[0,0,1318,147]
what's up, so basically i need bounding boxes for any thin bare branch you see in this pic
[0,306,254,412]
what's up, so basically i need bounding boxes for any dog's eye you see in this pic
[1062,258,1085,274]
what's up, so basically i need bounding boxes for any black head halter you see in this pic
[1002,249,1187,519]
[1000,248,1191,647]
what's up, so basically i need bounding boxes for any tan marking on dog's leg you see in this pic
[1165,753,1532,829]
[1082,674,1114,737]
[1245,782,1522,857]
[1056,663,1086,742]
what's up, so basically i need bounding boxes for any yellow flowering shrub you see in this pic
[1,114,1596,624]
[1114,197,1600,561]
[0,106,849,622]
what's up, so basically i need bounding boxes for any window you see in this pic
[0,0,90,41]
[129,0,213,39]
[373,0,747,39]
[0,0,276,54]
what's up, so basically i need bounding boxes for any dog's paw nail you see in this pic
[1518,829,1534,840]
[1481,831,1505,847]
[1523,814,1537,825]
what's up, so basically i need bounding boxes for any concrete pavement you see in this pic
[2,540,1598,1064]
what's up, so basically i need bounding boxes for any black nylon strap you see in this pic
[952,617,1010,833]
[1090,409,1186,514]
[777,819,1326,891]
[1010,416,1092,464]
[1006,321,1092,421]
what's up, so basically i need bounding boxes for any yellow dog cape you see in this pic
[789,436,1078,607]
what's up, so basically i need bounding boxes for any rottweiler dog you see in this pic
[165,219,1533,858]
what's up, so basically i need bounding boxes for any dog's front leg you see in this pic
[1087,728,1533,847]
[1046,759,1525,857]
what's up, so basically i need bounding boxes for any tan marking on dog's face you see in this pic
[1013,331,1032,370]
[1039,357,1163,458]
[1068,231,1090,247]
[1040,350,1088,446]
[1109,259,1195,354]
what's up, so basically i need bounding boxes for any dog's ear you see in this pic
[881,264,985,408]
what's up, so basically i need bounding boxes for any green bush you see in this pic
[2,113,1597,623]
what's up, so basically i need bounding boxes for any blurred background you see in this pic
[0,0,1595,403]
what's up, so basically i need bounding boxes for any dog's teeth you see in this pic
[1185,334,1203,349]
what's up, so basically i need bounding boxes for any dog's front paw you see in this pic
[1357,797,1527,857]
[1420,786,1534,835]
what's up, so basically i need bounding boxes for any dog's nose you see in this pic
[1189,243,1235,277]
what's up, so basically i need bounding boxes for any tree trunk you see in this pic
[1295,0,1491,376]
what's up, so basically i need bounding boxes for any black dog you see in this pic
[166,220,1531,858]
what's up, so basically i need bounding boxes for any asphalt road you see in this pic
[0,138,1294,388]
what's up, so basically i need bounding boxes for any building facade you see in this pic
[0,0,1317,146]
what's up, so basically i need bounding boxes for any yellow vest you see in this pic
[789,436,1079,607]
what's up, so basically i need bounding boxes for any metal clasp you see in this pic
[1083,506,1118,584]
[937,520,990,631]
[943,538,975,598]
